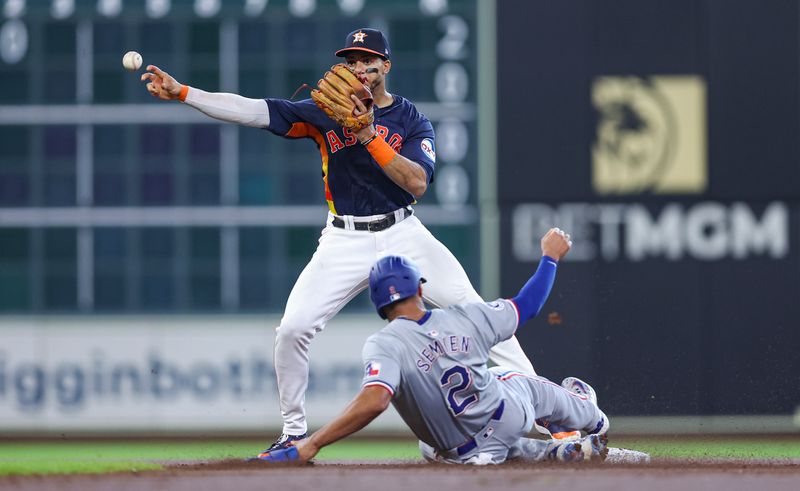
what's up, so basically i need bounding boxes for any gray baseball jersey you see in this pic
[361,299,519,451]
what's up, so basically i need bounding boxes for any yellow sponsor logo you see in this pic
[592,76,707,194]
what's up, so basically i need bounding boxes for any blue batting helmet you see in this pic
[369,255,426,319]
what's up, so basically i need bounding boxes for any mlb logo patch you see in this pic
[388,285,401,302]
[420,138,436,162]
[366,362,381,377]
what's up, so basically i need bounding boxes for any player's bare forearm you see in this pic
[354,115,428,198]
[296,386,391,461]
[381,155,428,198]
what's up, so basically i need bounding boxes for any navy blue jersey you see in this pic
[265,96,436,216]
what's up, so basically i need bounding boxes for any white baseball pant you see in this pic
[274,211,536,435]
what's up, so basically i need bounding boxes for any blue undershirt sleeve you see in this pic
[510,255,559,325]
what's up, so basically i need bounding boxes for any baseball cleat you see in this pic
[248,432,306,460]
[248,433,305,462]
[561,377,609,435]
[253,445,301,463]
[546,434,608,463]
[546,440,585,463]
[583,434,609,461]
[265,432,307,452]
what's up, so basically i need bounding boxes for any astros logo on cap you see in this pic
[336,28,391,60]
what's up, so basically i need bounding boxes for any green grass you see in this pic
[0,461,162,476]
[317,440,421,460]
[0,440,262,461]
[611,437,800,460]
[0,440,420,462]
[0,437,797,476]
[0,440,421,476]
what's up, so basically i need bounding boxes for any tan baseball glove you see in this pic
[311,64,374,132]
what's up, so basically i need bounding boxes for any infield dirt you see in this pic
[2,459,798,491]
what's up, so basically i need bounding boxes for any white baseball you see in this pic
[122,51,143,72]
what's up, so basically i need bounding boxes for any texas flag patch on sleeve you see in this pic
[365,361,381,377]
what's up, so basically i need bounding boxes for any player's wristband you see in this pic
[360,133,378,146]
[178,85,189,102]
[366,136,397,168]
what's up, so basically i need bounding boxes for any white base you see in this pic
[606,447,652,464]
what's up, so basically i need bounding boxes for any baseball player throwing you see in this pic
[141,27,540,452]
[257,228,616,465]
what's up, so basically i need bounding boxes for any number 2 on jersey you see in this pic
[440,365,478,416]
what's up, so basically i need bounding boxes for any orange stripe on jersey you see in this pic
[285,122,310,138]
[286,123,337,214]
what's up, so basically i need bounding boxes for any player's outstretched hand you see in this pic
[541,227,572,261]
[291,439,320,463]
[141,65,183,100]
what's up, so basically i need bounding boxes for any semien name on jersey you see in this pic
[415,335,471,373]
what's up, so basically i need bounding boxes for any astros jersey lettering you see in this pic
[265,97,436,216]
[361,299,520,451]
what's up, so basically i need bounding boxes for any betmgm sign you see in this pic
[512,201,788,262]
[512,75,789,263]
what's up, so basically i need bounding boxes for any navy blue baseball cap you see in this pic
[369,255,426,319]
[335,28,391,60]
